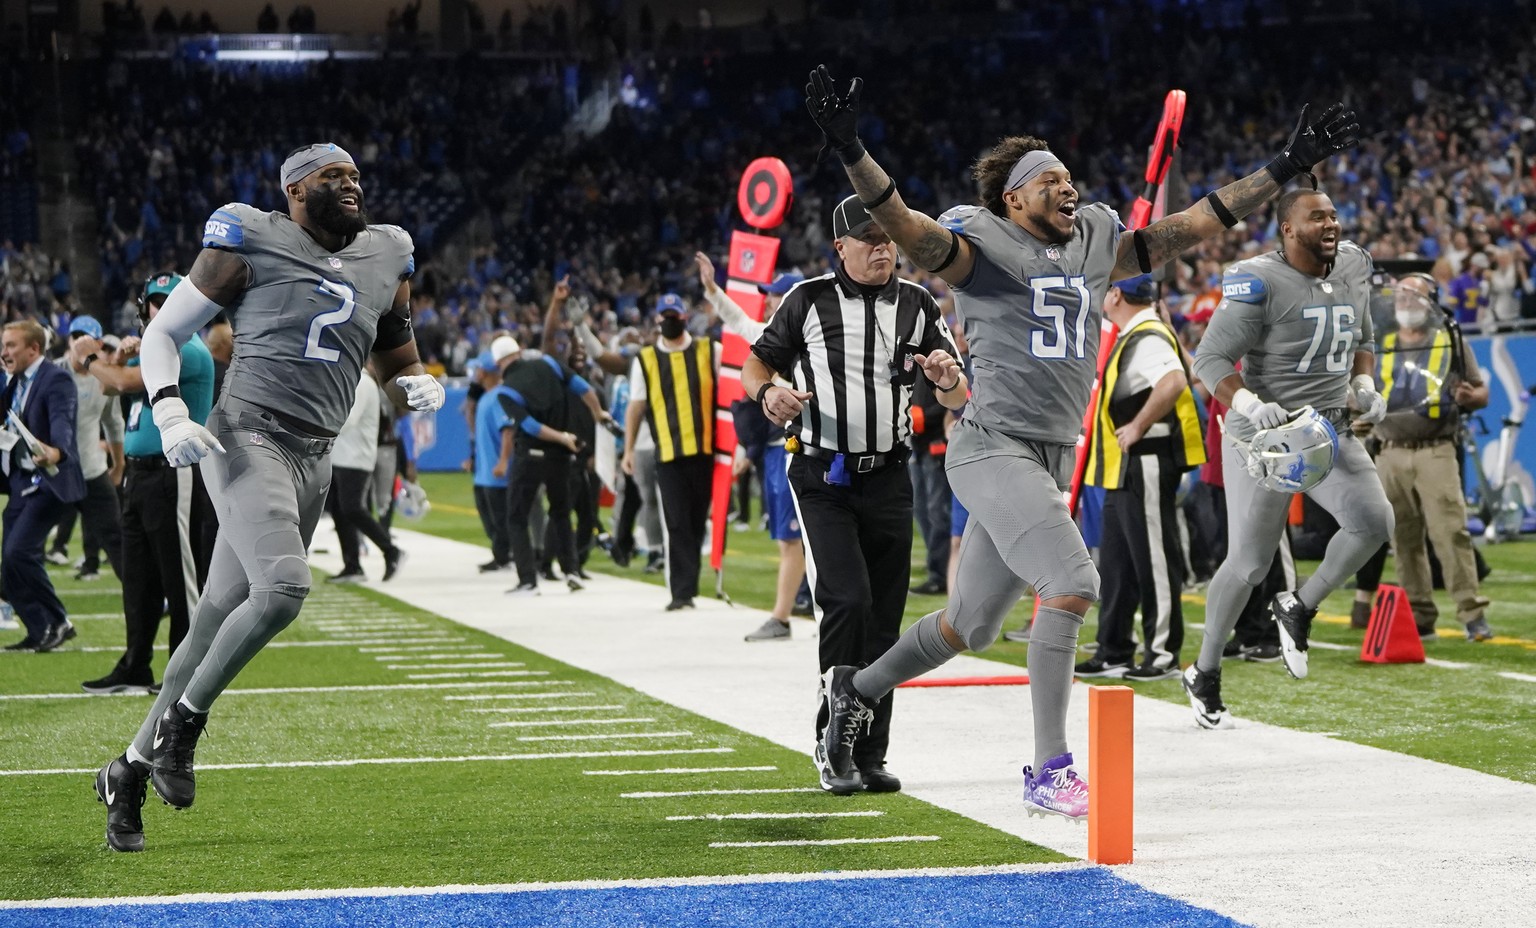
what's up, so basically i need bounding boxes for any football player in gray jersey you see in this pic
[803,65,1358,819]
[94,143,446,853]
[1185,187,1393,727]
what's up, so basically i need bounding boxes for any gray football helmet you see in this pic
[1239,407,1339,493]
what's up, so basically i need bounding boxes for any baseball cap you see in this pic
[831,195,876,239]
[67,316,103,340]
[1187,306,1215,325]
[490,335,520,363]
[1112,274,1157,304]
[470,349,496,372]
[1470,252,1491,270]
[142,271,183,303]
[655,293,687,315]
[758,272,805,295]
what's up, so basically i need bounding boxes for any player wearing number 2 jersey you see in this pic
[1186,187,1393,729]
[803,63,1361,819]
[93,143,446,852]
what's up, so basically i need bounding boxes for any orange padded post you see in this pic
[1088,685,1134,865]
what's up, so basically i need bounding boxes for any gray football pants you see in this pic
[131,397,331,755]
[1196,433,1393,672]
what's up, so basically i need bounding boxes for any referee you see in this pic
[743,195,966,794]
[1080,276,1204,680]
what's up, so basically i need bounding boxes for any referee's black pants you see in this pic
[654,453,713,603]
[330,465,397,574]
[115,458,202,681]
[508,447,576,586]
[1096,450,1185,669]
[788,453,912,771]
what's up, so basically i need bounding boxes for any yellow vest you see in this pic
[1380,329,1452,419]
[638,339,716,463]
[1085,319,1205,490]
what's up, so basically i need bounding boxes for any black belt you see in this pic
[217,396,335,457]
[795,444,908,473]
[1381,437,1455,450]
[126,455,169,470]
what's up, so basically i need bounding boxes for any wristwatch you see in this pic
[83,353,100,371]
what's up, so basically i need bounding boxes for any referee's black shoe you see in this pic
[1271,591,1316,680]
[821,666,874,778]
[151,702,209,809]
[858,763,902,793]
[95,754,149,852]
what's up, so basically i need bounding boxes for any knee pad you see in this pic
[1030,606,1084,651]
[247,585,309,628]
[266,554,313,601]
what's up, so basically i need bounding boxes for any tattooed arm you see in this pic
[1111,168,1281,282]
[842,153,977,287]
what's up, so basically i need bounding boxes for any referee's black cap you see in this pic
[831,195,876,240]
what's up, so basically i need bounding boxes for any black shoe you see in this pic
[1074,656,1131,677]
[820,665,873,778]
[3,637,42,652]
[644,554,665,575]
[573,568,593,581]
[1181,665,1232,730]
[1123,662,1180,681]
[383,548,407,581]
[910,578,945,596]
[539,565,559,582]
[1271,591,1316,680]
[36,621,75,652]
[1221,639,1245,660]
[147,682,162,695]
[664,598,695,611]
[326,569,366,584]
[95,754,149,852]
[858,764,902,793]
[506,582,541,597]
[566,576,585,593]
[813,742,862,796]
[1350,600,1372,630]
[82,670,155,695]
[791,598,814,617]
[150,702,209,809]
[610,545,633,568]
[1241,643,1283,663]
[478,559,511,573]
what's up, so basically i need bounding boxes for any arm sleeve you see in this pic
[749,289,808,373]
[495,389,543,436]
[706,287,766,341]
[140,277,225,401]
[1190,268,1268,392]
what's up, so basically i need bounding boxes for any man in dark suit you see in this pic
[2,320,85,652]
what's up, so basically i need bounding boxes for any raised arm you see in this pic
[1112,102,1360,281]
[805,66,975,286]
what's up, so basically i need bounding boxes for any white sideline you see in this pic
[308,528,1535,928]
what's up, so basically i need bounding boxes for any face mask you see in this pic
[1395,310,1427,330]
[660,317,686,339]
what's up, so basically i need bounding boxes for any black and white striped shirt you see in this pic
[751,265,958,455]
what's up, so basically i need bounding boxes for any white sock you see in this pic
[178,695,206,715]
[125,745,149,767]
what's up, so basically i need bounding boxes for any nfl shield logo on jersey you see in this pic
[1045,246,1061,261]
[248,432,264,446]
[328,257,343,270]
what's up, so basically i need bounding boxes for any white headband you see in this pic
[1005,150,1067,191]
[281,143,355,189]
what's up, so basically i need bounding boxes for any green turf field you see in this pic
[0,570,1061,901]
[409,471,1536,784]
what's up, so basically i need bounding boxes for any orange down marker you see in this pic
[1088,685,1134,864]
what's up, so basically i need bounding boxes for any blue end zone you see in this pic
[0,869,1246,928]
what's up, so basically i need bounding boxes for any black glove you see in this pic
[1264,102,1360,186]
[805,64,866,165]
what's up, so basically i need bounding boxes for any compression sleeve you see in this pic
[141,278,224,403]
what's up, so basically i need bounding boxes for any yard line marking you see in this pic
[358,645,483,653]
[585,766,776,776]
[516,731,690,742]
[51,613,126,620]
[375,653,503,661]
[55,638,473,654]
[0,748,735,777]
[668,811,883,821]
[1499,672,1536,683]
[51,586,123,594]
[1424,658,1474,669]
[489,717,654,728]
[1,681,572,701]
[1306,640,1354,652]
[444,692,590,701]
[326,632,455,640]
[623,788,821,799]
[709,836,941,849]
[467,705,624,714]
[387,662,524,670]
[406,670,549,680]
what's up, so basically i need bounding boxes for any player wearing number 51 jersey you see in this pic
[93,143,446,853]
[804,62,1361,820]
[1186,187,1393,729]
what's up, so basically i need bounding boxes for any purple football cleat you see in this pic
[1023,752,1089,821]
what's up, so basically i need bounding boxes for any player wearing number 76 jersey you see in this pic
[93,143,446,853]
[1185,186,1394,729]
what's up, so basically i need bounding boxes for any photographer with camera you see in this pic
[742,196,965,794]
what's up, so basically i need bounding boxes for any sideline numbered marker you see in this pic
[1088,685,1134,865]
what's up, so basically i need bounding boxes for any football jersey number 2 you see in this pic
[306,279,357,362]
[1030,275,1092,360]
[1297,304,1355,373]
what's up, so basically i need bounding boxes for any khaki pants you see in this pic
[1376,441,1490,627]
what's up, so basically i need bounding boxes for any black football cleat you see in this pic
[151,702,209,809]
[95,754,149,852]
[813,743,862,796]
[820,666,874,778]
[1182,665,1233,730]
[1271,591,1317,679]
[858,764,902,793]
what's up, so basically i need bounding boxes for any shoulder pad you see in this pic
[937,204,988,237]
[1220,266,1268,303]
[1081,201,1127,235]
[1337,239,1372,268]
[202,203,255,250]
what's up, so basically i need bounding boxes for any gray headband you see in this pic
[280,143,355,189]
[1005,150,1066,192]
